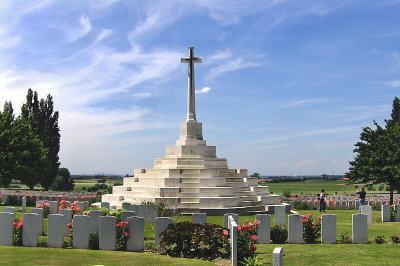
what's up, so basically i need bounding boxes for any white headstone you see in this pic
[155,217,172,249]
[22,213,39,247]
[132,205,157,223]
[224,213,238,228]
[127,216,144,252]
[3,207,16,214]
[99,216,116,251]
[273,247,283,266]
[76,202,85,212]
[256,214,270,244]
[30,208,43,236]
[21,197,27,212]
[48,214,64,248]
[88,210,102,233]
[83,201,90,211]
[0,212,14,246]
[192,213,207,224]
[121,211,136,222]
[122,202,132,211]
[382,205,391,222]
[352,214,368,244]
[73,215,90,249]
[231,222,238,266]
[275,206,286,226]
[101,202,110,209]
[288,215,302,244]
[59,209,73,236]
[361,205,372,226]
[395,205,400,222]
[49,201,58,214]
[321,214,336,244]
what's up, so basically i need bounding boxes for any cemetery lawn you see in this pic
[257,244,400,265]
[0,246,213,265]
[264,179,384,195]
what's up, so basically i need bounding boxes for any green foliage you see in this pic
[347,96,400,204]
[50,168,74,191]
[294,201,309,210]
[160,221,230,261]
[375,235,386,244]
[337,232,352,244]
[13,219,23,246]
[83,207,123,222]
[116,222,129,251]
[145,240,156,251]
[87,183,108,192]
[243,256,263,266]
[89,232,99,250]
[270,225,288,244]
[21,89,60,190]
[391,234,400,243]
[302,214,321,244]
[237,220,260,264]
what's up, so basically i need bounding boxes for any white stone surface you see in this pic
[0,212,14,246]
[224,213,238,228]
[48,214,64,248]
[88,210,102,233]
[22,213,39,247]
[121,211,136,222]
[288,215,302,244]
[99,216,116,251]
[275,206,286,226]
[21,197,26,212]
[83,201,90,211]
[352,214,368,244]
[3,207,16,214]
[59,209,73,236]
[122,202,132,211]
[396,205,400,222]
[382,205,391,222]
[230,222,238,266]
[256,214,270,244]
[73,215,90,249]
[155,217,172,249]
[30,208,43,236]
[127,216,144,252]
[76,202,85,212]
[192,213,207,224]
[321,214,336,244]
[132,205,157,223]
[361,205,373,226]
[49,201,58,214]
[273,247,283,266]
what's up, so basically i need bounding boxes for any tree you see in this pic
[50,167,74,191]
[250,173,260,178]
[347,97,400,205]
[21,89,60,190]
[0,102,49,189]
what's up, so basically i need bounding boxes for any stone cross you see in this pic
[181,47,202,121]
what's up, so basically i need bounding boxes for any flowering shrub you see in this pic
[116,221,130,250]
[36,203,50,218]
[270,225,288,244]
[390,205,397,222]
[375,235,385,244]
[391,234,400,244]
[237,219,260,263]
[302,214,321,244]
[13,219,23,246]
[64,223,73,248]
[337,232,351,244]
[160,222,230,260]
[69,202,82,215]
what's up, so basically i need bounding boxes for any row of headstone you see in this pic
[34,200,90,214]
[101,202,157,223]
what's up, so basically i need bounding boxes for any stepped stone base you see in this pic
[102,119,281,214]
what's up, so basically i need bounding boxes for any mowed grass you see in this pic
[264,179,365,195]
[0,246,214,266]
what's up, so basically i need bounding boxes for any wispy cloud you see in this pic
[206,55,262,80]
[196,87,212,94]
[66,14,92,43]
[382,80,400,87]
[282,98,339,108]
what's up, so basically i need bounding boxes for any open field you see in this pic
[263,179,391,195]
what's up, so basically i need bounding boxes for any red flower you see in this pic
[250,245,257,251]
[36,204,42,208]
[67,223,73,229]
[125,232,131,238]
[245,219,250,224]
[223,230,229,236]
[237,226,242,232]
[251,235,258,241]
[75,208,81,213]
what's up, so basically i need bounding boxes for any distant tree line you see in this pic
[0,89,71,190]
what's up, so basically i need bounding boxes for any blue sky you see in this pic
[0,1,399,175]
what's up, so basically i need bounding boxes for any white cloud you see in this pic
[283,98,339,108]
[66,14,92,43]
[196,87,211,94]
[295,159,318,168]
[132,92,153,100]
[383,80,400,87]
[206,56,261,80]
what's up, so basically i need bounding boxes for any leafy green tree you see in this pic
[0,102,49,189]
[347,97,400,204]
[21,89,60,190]
[250,173,260,178]
[50,167,74,191]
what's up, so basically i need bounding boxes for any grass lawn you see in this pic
[0,246,214,266]
[264,179,383,195]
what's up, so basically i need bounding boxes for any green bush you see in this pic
[270,225,287,244]
[294,201,309,210]
[87,183,108,192]
[50,168,74,191]
[89,232,99,250]
[375,235,385,244]
[160,221,230,261]
[302,214,321,244]
[337,232,351,244]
